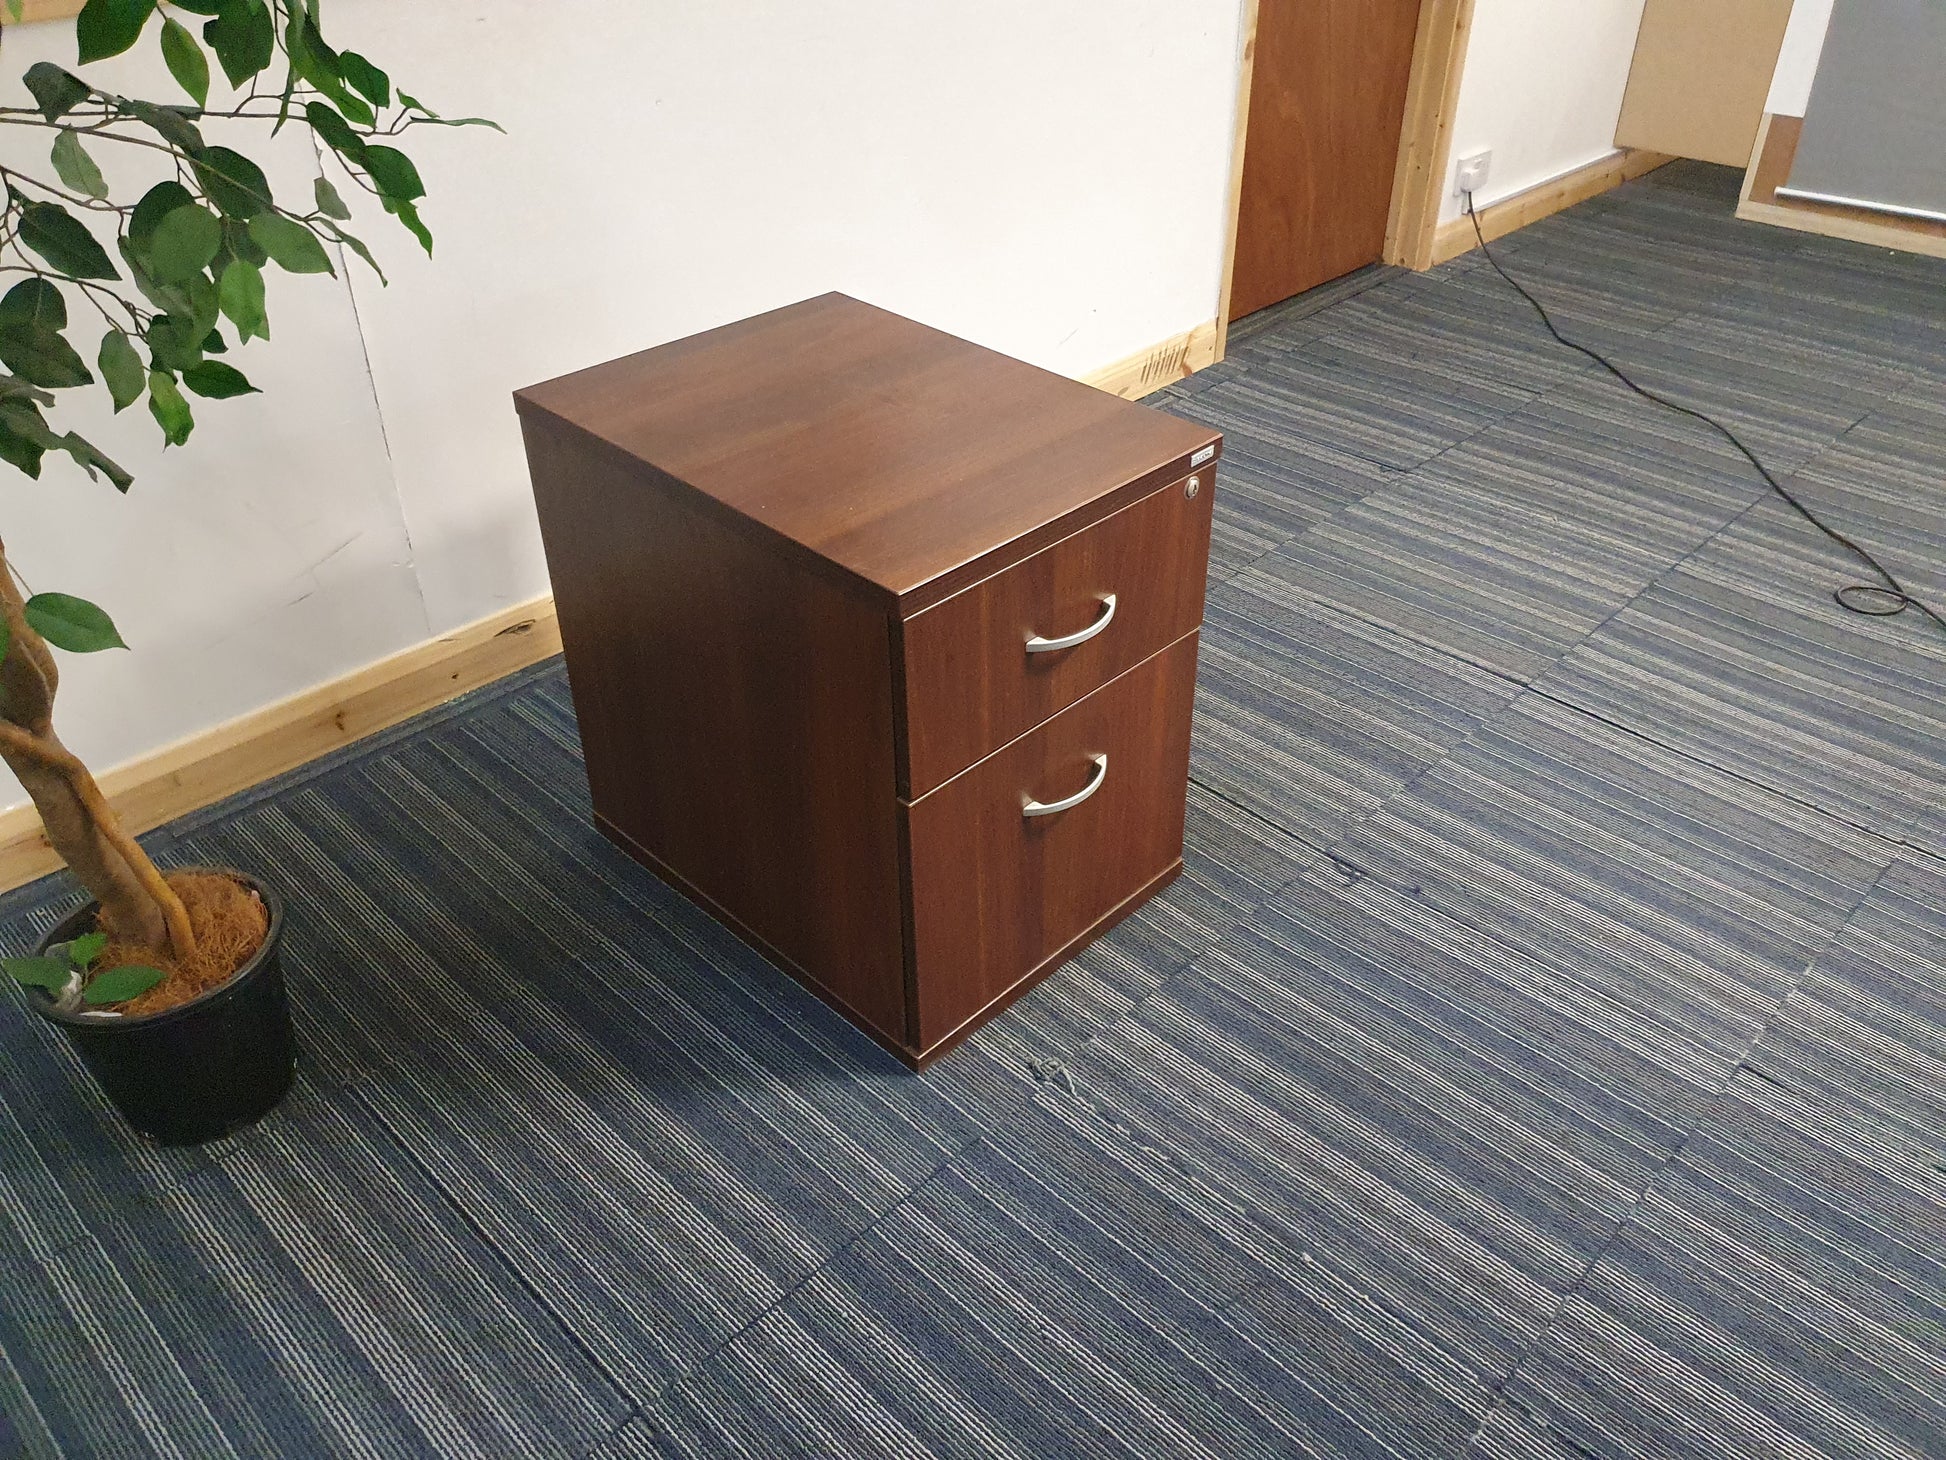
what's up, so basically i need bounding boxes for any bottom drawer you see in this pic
[905,631,1198,1050]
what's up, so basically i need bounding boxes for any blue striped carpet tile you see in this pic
[1323,251,1661,377]
[1535,496,1946,841]
[1243,460,1683,683]
[1523,336,1888,483]
[1909,802,1945,862]
[1743,242,1946,352]
[1009,880,1742,1409]
[1574,161,1806,269]
[583,1418,669,1459]
[128,766,1006,1409]
[1433,370,1775,548]
[926,782,1325,1100]
[1461,1402,1590,1460]
[1158,392,1399,583]
[1498,867,1946,1460]
[1744,851,1946,1185]
[640,1094,1487,1460]
[1192,336,1537,473]
[1661,274,1941,403]
[1221,266,1407,365]
[1412,424,1741,590]
[1387,251,1674,367]
[1471,867,1946,1460]
[0,1095,631,1459]
[1333,691,1896,1059]
[402,671,1296,1083]
[1782,392,1946,605]
[1189,580,1521,844]
[1446,210,1762,341]
[1227,263,1403,336]
[1781,237,1946,352]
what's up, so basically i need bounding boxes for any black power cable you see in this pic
[1464,192,1946,637]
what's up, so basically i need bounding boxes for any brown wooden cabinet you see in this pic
[515,294,1219,1065]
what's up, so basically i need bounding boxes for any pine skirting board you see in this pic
[1084,320,1221,401]
[1429,148,1674,265]
[0,600,563,894]
[0,322,1216,895]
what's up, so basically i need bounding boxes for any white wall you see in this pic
[1439,0,1650,221]
[1767,0,1836,115]
[0,1,1248,814]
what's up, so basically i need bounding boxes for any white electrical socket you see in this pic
[1454,151,1492,199]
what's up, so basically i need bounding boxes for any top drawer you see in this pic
[899,469,1214,796]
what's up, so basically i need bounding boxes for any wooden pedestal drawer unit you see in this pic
[515,293,1220,1066]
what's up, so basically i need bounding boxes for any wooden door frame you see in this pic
[1215,0,1475,359]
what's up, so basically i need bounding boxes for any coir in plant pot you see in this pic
[26,868,295,1146]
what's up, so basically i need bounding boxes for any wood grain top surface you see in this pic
[515,293,1219,599]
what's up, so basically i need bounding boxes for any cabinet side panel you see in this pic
[521,417,908,1042]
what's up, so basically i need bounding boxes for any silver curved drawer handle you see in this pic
[1023,754,1108,819]
[1025,594,1116,654]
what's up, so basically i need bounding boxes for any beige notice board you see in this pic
[1617,0,1795,167]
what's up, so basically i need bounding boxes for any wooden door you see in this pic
[1231,0,1423,319]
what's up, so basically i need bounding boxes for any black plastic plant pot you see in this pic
[27,868,296,1146]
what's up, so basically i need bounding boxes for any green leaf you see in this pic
[50,130,109,200]
[287,15,373,128]
[0,420,45,478]
[222,216,266,268]
[0,376,56,408]
[0,280,68,332]
[159,17,211,105]
[148,204,223,284]
[384,196,434,257]
[145,314,205,372]
[303,101,366,161]
[99,330,145,412]
[23,64,91,123]
[83,964,164,1006]
[75,0,156,65]
[325,227,385,284]
[119,98,205,154]
[60,931,109,970]
[0,401,60,450]
[182,360,255,398]
[0,613,9,666]
[201,327,226,354]
[248,214,334,275]
[217,258,267,341]
[338,50,391,109]
[364,146,425,204]
[52,430,132,491]
[0,325,93,390]
[313,175,351,221]
[24,592,126,652]
[17,203,117,280]
[202,0,274,89]
[147,370,193,446]
[195,146,273,219]
[129,181,196,250]
[171,271,219,338]
[3,955,72,991]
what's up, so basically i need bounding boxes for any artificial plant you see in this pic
[0,0,490,1010]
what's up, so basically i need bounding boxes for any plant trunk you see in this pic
[0,540,195,958]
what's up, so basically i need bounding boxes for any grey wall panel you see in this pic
[1783,0,1946,222]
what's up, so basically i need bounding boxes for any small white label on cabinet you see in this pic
[1190,445,1215,468]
